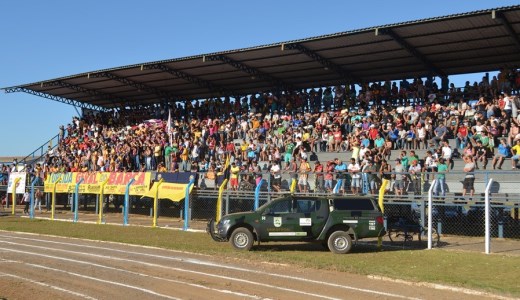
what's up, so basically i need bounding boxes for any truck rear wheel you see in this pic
[327,231,352,254]
[230,227,254,251]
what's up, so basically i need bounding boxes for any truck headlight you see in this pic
[221,219,230,225]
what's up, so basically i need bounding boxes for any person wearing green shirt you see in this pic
[284,139,295,166]
[433,158,448,197]
[164,143,173,171]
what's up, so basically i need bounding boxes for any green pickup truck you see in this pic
[208,195,385,254]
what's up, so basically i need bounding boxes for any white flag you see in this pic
[167,109,172,145]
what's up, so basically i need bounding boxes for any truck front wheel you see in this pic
[327,231,352,254]
[230,227,254,251]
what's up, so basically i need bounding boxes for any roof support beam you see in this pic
[3,87,108,111]
[377,28,446,78]
[283,43,360,83]
[89,72,181,102]
[204,54,292,90]
[42,80,127,109]
[143,64,239,97]
[492,10,520,50]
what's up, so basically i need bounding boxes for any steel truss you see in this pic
[377,28,446,78]
[42,80,128,109]
[493,10,520,50]
[3,87,108,111]
[89,72,182,102]
[205,55,293,91]
[283,43,360,83]
[143,64,239,98]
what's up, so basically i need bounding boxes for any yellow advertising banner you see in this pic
[44,173,76,193]
[142,182,191,202]
[44,172,151,196]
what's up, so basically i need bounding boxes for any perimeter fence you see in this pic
[1,169,519,253]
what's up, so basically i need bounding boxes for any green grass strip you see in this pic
[1,217,519,297]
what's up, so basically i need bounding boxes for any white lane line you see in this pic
[0,271,98,300]
[0,243,269,300]
[0,234,421,300]
[3,257,181,300]
[0,242,340,300]
[368,275,518,300]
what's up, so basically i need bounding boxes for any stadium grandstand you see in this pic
[1,5,520,205]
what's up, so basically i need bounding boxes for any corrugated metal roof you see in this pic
[3,5,520,110]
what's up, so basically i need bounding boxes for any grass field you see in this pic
[1,216,519,297]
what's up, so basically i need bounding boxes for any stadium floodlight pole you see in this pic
[485,178,494,254]
[183,176,195,231]
[427,179,436,250]
[74,178,84,223]
[254,179,264,211]
[29,177,39,219]
[124,178,135,226]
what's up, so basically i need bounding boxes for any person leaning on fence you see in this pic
[462,155,476,198]
[229,162,240,191]
[433,158,448,198]
[269,161,282,192]
[298,157,311,193]
[313,161,324,193]
[347,158,361,195]
[393,158,405,197]
[324,161,335,193]
[408,159,422,195]
[334,159,347,194]
[362,159,378,195]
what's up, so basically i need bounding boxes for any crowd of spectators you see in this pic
[3,68,520,196]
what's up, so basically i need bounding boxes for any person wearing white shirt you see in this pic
[347,158,361,194]
[442,140,453,170]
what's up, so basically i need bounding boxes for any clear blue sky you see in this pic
[1,1,517,157]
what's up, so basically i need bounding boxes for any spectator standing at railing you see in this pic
[313,161,324,193]
[462,155,476,198]
[164,143,173,171]
[363,160,378,195]
[334,159,347,194]
[408,159,422,195]
[393,159,405,197]
[270,160,282,192]
[347,158,361,195]
[433,158,448,198]
[324,161,335,193]
[297,158,311,193]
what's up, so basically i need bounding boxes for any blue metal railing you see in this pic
[19,134,60,165]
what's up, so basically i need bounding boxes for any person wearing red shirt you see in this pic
[456,122,469,149]
[313,161,324,192]
[332,126,342,152]
[225,140,236,155]
[368,124,379,147]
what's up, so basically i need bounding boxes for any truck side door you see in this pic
[258,198,306,241]
[295,198,328,238]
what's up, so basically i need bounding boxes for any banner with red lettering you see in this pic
[45,172,151,195]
